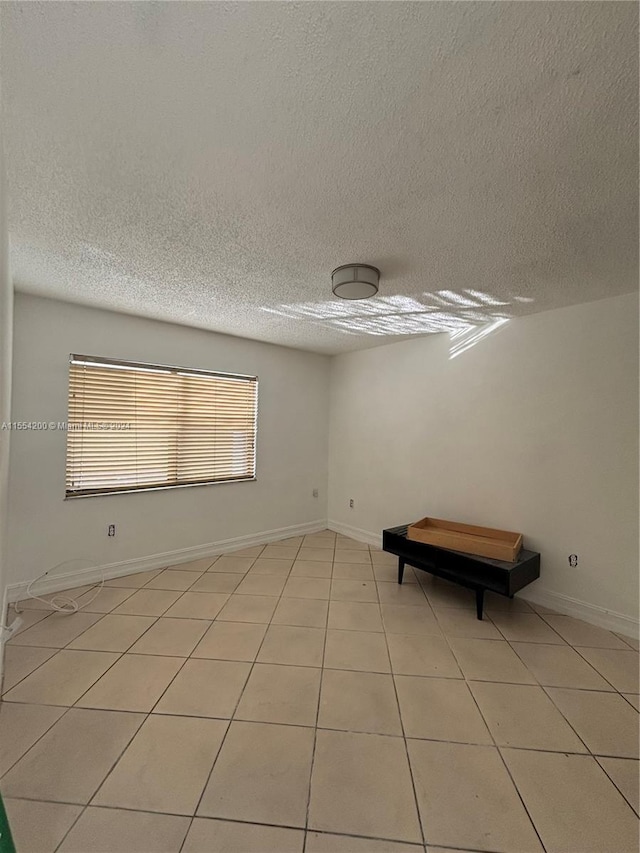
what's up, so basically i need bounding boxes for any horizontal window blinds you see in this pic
[66,355,258,497]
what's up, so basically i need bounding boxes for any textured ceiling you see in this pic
[1,1,637,354]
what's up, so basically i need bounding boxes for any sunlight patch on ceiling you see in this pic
[262,289,520,340]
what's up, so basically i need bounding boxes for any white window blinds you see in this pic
[65,355,258,498]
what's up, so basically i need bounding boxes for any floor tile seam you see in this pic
[571,644,638,693]
[495,743,640,846]
[442,648,536,687]
[17,546,631,841]
[507,638,622,693]
[258,531,322,839]
[430,602,500,641]
[594,757,640,819]
[140,567,208,595]
[149,608,228,622]
[8,606,108,650]
[189,560,296,824]
[468,612,530,643]
[80,704,154,812]
[136,643,199,718]
[41,801,436,849]
[5,645,129,709]
[177,816,194,853]
[537,683,626,756]
[399,611,463,682]
[52,800,90,853]
[0,702,75,782]
[494,742,640,764]
[304,827,427,850]
[465,672,599,757]
[620,693,640,711]
[213,810,423,842]
[424,611,499,753]
[489,610,569,647]
[612,632,640,652]
[6,603,54,625]
[562,640,640,651]
[69,583,139,615]
[476,635,567,647]
[1,643,61,696]
[0,795,198,817]
[401,735,607,756]
[9,700,630,756]
[492,739,548,851]
[305,820,427,848]
[62,608,165,656]
[380,621,427,848]
[83,698,219,818]
[327,621,385,634]
[419,597,548,852]
[303,595,331,839]
[32,796,471,851]
[535,611,632,649]
[272,590,333,602]
[462,677,621,692]
[14,663,601,691]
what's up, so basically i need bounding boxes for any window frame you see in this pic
[64,354,258,499]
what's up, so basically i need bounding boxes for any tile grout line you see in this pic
[301,539,334,852]
[593,757,640,819]
[424,567,549,853]
[570,643,636,694]
[426,596,609,766]
[51,706,152,852]
[506,636,623,694]
[380,601,428,848]
[131,548,265,849]
[4,532,638,851]
[65,555,259,851]
[48,561,211,852]
[0,789,529,851]
[179,535,308,851]
[0,703,76,782]
[536,683,610,757]
[2,693,636,761]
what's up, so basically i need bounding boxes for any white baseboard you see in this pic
[7,514,638,642]
[519,586,639,641]
[5,518,328,604]
[327,519,640,641]
[327,519,382,548]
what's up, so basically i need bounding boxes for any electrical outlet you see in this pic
[349,499,354,509]
[568,554,578,567]
[108,524,116,537]
[312,488,319,498]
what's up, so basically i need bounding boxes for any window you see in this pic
[65,355,258,498]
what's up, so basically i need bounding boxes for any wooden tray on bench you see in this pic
[407,517,523,562]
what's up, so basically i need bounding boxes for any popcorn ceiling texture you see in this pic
[1,2,637,354]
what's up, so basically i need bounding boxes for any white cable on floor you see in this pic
[12,559,104,615]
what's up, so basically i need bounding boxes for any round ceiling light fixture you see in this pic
[331,263,380,300]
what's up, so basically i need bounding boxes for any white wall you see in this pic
[0,119,14,680]
[328,292,639,632]
[7,294,329,588]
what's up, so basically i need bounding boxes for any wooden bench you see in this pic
[382,524,540,619]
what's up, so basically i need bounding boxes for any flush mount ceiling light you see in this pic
[331,263,380,300]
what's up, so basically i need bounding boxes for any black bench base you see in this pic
[386,525,540,620]
[398,556,487,619]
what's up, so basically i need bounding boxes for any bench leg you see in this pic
[398,558,405,585]
[475,588,485,620]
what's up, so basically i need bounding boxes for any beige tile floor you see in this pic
[1,530,638,853]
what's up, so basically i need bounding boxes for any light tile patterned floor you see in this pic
[1,530,638,853]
